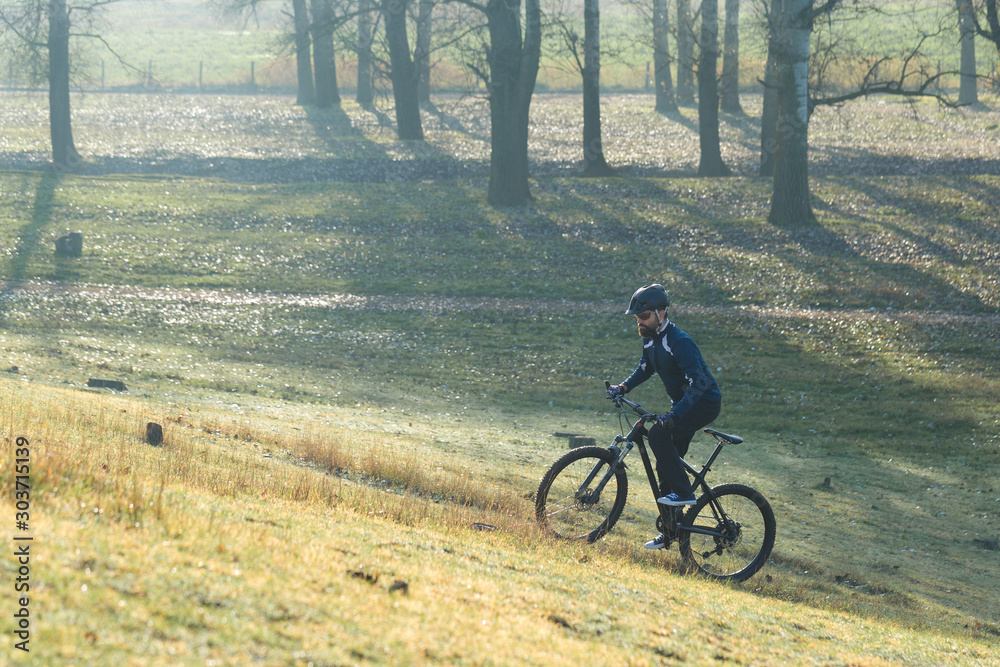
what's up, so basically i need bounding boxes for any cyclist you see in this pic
[607,284,722,550]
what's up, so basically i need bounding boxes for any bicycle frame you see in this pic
[536,387,774,581]
[584,393,736,545]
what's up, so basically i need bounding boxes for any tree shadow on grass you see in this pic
[10,174,60,278]
[809,145,1000,178]
[421,99,489,142]
[0,151,490,186]
[298,103,490,183]
[538,176,997,314]
[0,172,61,323]
[660,108,700,134]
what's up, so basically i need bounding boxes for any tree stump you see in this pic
[146,422,164,446]
[55,231,83,258]
[553,433,597,448]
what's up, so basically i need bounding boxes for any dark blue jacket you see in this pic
[622,321,721,421]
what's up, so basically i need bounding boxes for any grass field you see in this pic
[1,90,999,663]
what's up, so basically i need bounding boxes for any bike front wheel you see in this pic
[678,483,776,582]
[535,446,628,543]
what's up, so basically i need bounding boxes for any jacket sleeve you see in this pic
[667,337,713,420]
[621,345,654,392]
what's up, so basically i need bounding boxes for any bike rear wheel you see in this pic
[678,483,775,582]
[535,446,628,543]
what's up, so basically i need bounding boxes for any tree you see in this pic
[974,0,1000,51]
[383,0,424,139]
[652,0,677,113]
[765,0,955,226]
[767,0,814,226]
[582,0,613,174]
[759,0,779,176]
[292,0,316,105]
[47,0,81,171]
[311,0,342,107]
[956,0,977,106]
[415,0,434,103]
[697,0,730,176]
[552,0,615,174]
[721,0,743,113]
[0,0,119,171]
[455,0,540,205]
[676,0,695,105]
[356,0,375,107]
[487,0,540,205]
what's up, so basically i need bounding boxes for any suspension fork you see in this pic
[574,438,631,502]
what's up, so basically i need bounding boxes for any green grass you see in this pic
[0,92,999,663]
[2,172,1000,310]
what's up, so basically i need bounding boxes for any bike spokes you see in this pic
[679,484,776,582]
[535,447,629,543]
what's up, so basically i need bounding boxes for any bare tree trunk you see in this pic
[697,0,729,176]
[582,0,613,174]
[759,4,779,176]
[768,0,815,226]
[721,0,743,113]
[956,0,978,106]
[384,0,424,139]
[987,0,1000,51]
[357,0,374,108]
[676,0,695,105]
[485,0,540,206]
[415,0,433,104]
[48,0,80,171]
[653,0,677,113]
[311,0,341,108]
[292,0,315,105]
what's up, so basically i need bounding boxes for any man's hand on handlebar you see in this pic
[606,383,627,400]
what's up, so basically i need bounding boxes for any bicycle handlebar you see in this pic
[605,381,656,421]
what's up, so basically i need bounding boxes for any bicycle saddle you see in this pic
[704,429,743,444]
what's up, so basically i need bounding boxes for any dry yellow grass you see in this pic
[2,379,998,665]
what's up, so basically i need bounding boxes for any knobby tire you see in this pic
[535,446,628,543]
[678,483,776,582]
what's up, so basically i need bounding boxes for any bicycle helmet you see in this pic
[626,284,670,315]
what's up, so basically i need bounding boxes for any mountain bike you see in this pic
[534,383,776,582]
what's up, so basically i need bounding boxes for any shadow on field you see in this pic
[421,100,491,144]
[301,104,492,184]
[809,146,1000,177]
[741,445,1000,633]
[812,177,998,311]
[0,152,491,185]
[0,173,62,323]
[303,103,368,140]
[660,108,700,134]
[2,172,59,283]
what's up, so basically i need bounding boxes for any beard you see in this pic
[637,322,656,337]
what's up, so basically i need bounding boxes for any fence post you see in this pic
[251,61,255,87]
[147,60,153,86]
